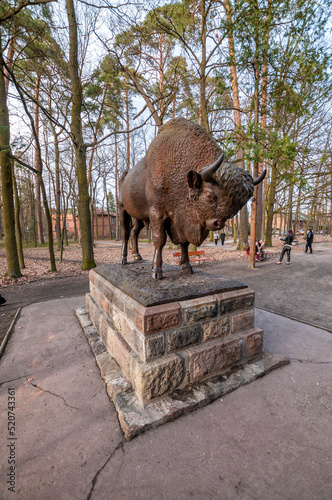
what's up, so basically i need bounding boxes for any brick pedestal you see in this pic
[86,263,265,404]
[77,262,288,439]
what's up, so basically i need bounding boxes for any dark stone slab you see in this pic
[93,262,247,307]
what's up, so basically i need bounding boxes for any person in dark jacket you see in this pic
[276,230,293,265]
[220,231,226,246]
[0,294,6,306]
[305,228,314,254]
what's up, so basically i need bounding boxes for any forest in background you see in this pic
[1,0,332,277]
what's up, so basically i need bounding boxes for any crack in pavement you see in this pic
[26,378,82,411]
[87,440,125,500]
[0,369,52,387]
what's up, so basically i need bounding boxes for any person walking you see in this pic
[213,231,219,246]
[276,230,293,265]
[220,231,225,246]
[305,228,314,254]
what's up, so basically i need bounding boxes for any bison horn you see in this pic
[200,153,226,181]
[253,169,267,185]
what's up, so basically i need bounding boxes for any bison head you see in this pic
[187,153,266,231]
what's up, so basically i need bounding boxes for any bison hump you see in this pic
[147,118,222,190]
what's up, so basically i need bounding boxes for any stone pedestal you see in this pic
[77,262,288,439]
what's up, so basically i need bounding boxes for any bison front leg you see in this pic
[150,216,166,279]
[120,208,132,265]
[132,219,144,261]
[180,242,194,274]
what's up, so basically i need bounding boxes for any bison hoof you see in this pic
[182,264,194,274]
[133,252,143,261]
[121,257,128,265]
[152,269,163,279]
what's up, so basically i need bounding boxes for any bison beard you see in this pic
[119,118,265,279]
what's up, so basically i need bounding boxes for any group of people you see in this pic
[213,231,226,246]
[276,228,314,265]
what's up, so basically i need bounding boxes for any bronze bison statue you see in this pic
[119,118,265,279]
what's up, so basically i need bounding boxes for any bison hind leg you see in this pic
[132,218,145,261]
[180,242,194,274]
[120,208,132,265]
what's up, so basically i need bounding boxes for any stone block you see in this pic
[89,269,95,285]
[202,316,230,342]
[99,295,111,318]
[113,288,127,313]
[135,302,181,335]
[181,296,218,325]
[87,294,100,331]
[91,339,107,356]
[145,334,165,359]
[131,353,184,403]
[95,352,120,379]
[230,309,254,333]
[111,307,145,361]
[113,330,131,381]
[124,295,138,325]
[219,288,254,315]
[244,328,264,360]
[185,337,242,384]
[84,325,99,344]
[106,377,131,399]
[166,325,201,352]
[89,282,98,304]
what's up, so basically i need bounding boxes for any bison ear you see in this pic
[187,171,203,190]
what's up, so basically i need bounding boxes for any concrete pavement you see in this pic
[0,295,331,499]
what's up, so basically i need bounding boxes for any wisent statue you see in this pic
[119,118,265,279]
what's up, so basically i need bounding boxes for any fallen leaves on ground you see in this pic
[0,235,331,288]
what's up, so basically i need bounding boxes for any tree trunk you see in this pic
[66,0,95,269]
[51,126,61,249]
[256,0,272,240]
[34,74,44,244]
[114,131,120,240]
[0,37,21,277]
[225,0,248,249]
[248,53,260,269]
[4,26,17,96]
[265,162,277,246]
[12,165,25,268]
[126,87,130,169]
[199,0,208,131]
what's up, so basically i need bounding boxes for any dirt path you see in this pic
[0,274,89,344]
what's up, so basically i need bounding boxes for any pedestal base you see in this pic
[76,262,289,439]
